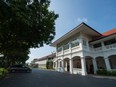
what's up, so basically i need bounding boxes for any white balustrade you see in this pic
[94,47,102,52]
[105,43,116,50]
[64,49,69,54]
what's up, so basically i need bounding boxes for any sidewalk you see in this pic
[88,75,116,80]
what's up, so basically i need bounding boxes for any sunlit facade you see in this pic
[51,22,116,75]
[35,53,56,69]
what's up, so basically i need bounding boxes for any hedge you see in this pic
[97,69,116,76]
[0,68,8,78]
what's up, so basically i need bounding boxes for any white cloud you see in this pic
[76,17,88,23]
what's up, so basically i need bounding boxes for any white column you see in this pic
[101,42,105,51]
[104,57,111,71]
[62,60,65,72]
[92,58,97,74]
[69,59,73,74]
[62,60,64,68]
[57,60,61,72]
[58,61,60,68]
[55,61,58,70]
[69,42,72,53]
[65,62,67,71]
[81,57,87,75]
[55,48,58,70]
[87,40,90,51]
[56,61,59,71]
[62,46,64,55]
[80,38,83,50]
[57,61,59,68]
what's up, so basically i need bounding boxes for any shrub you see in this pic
[46,60,53,69]
[97,69,107,75]
[97,69,116,76]
[106,71,111,76]
[0,68,8,78]
[111,71,116,76]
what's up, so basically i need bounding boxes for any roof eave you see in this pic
[51,22,102,47]
[89,33,116,43]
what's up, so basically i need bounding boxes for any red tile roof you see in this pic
[102,28,116,36]
[90,28,116,42]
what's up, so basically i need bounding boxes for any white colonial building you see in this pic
[34,53,56,69]
[51,22,116,75]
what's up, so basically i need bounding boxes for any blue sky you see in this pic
[26,0,116,63]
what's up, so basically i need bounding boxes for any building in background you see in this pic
[32,53,56,69]
[30,59,39,68]
[51,22,116,76]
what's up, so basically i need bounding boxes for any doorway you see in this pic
[86,57,94,74]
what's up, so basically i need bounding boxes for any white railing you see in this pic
[89,47,102,52]
[83,45,90,52]
[94,47,102,52]
[83,45,88,49]
[57,52,62,56]
[105,43,116,50]
[90,43,116,52]
[72,46,79,50]
[64,49,69,54]
[89,47,93,52]
[72,46,82,53]
[71,46,79,50]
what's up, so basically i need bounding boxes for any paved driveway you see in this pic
[0,69,115,87]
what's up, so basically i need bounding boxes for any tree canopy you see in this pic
[0,0,58,67]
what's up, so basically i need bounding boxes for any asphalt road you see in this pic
[0,69,115,87]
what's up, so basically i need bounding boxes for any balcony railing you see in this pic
[91,43,116,52]
[57,51,62,55]
[64,49,70,54]
[94,47,102,52]
[105,43,116,50]
[57,43,116,55]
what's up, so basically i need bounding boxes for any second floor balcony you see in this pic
[57,43,116,56]
[90,38,116,52]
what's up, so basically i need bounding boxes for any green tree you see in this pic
[46,59,53,69]
[0,0,58,67]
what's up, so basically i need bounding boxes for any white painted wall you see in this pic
[35,60,47,68]
[55,32,116,75]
